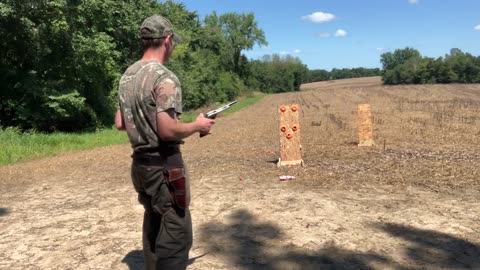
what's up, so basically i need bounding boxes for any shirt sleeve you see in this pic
[154,76,183,114]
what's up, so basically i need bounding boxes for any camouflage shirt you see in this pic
[118,59,182,154]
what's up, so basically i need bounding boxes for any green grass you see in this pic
[0,128,128,166]
[181,91,268,123]
[0,92,268,165]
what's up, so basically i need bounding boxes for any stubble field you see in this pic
[1,76,479,269]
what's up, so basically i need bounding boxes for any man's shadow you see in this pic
[122,250,143,270]
[197,209,389,270]
[122,250,208,270]
[196,209,479,270]
[123,210,480,270]
[0,208,9,217]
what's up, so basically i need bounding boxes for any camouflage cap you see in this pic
[140,15,182,43]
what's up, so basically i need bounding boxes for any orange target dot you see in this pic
[280,106,286,112]
[280,126,286,132]
[291,105,298,112]
[286,133,293,139]
[292,126,298,131]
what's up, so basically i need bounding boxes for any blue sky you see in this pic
[175,0,480,71]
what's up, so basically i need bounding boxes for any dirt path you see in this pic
[1,77,480,269]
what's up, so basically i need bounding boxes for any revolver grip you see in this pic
[199,114,216,138]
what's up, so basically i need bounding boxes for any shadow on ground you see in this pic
[0,208,9,217]
[121,209,480,269]
[122,250,143,270]
[122,249,209,269]
[375,222,480,269]
[196,209,480,270]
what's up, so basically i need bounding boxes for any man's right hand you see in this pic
[195,113,215,136]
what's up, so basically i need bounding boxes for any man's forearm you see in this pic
[164,121,200,141]
[157,111,201,141]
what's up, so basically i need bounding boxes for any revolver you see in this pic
[200,100,237,137]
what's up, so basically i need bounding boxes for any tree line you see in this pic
[306,67,381,83]
[381,47,480,85]
[2,1,478,133]
[0,0,310,132]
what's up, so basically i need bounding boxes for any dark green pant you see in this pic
[131,159,192,270]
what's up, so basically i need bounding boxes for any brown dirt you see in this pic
[1,76,480,269]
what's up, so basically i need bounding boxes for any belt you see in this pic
[132,152,183,168]
[132,154,166,166]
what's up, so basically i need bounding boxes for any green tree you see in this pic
[381,47,480,85]
[380,47,421,71]
[204,12,268,75]
[0,0,199,131]
[246,54,308,93]
[0,0,311,131]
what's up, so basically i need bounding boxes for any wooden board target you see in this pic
[278,104,304,167]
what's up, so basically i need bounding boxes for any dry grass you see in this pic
[184,76,480,192]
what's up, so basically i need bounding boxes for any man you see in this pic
[115,15,215,270]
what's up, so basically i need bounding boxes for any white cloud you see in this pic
[301,12,336,23]
[408,0,419,4]
[335,29,347,37]
[279,51,289,55]
[475,25,480,30]
[319,32,331,38]
[293,49,302,54]
[376,48,390,53]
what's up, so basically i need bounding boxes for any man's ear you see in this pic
[164,35,173,49]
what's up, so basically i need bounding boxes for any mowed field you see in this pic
[297,76,480,189]
[1,76,479,269]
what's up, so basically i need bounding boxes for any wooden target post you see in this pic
[278,104,304,167]
[358,104,375,147]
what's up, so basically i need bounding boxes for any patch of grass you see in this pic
[181,92,268,123]
[0,127,128,165]
[0,92,268,165]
